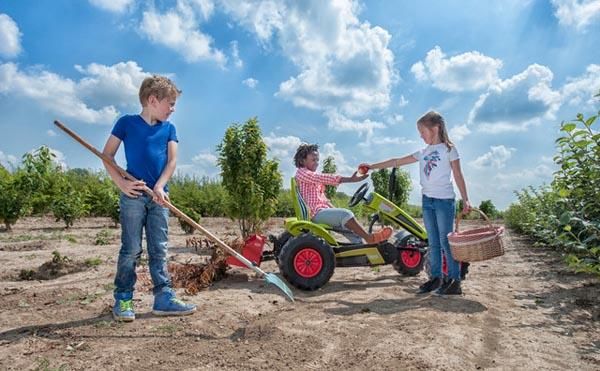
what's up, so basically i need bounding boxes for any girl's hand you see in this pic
[152,185,169,206]
[350,171,369,182]
[462,200,472,214]
[118,179,146,198]
[358,163,371,174]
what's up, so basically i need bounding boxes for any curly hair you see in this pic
[294,143,319,168]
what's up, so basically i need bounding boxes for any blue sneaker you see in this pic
[113,299,135,322]
[152,292,197,316]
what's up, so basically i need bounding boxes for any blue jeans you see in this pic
[114,193,173,299]
[422,195,460,280]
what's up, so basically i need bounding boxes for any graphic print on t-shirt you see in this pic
[423,150,440,179]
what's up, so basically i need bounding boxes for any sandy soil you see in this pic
[0,216,598,370]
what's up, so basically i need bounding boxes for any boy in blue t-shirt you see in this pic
[102,75,196,321]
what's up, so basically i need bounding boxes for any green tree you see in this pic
[322,156,337,199]
[217,117,282,237]
[370,168,412,206]
[51,179,89,228]
[20,146,63,215]
[0,170,31,231]
[478,200,498,219]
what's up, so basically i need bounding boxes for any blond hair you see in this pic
[138,75,181,106]
[417,111,453,151]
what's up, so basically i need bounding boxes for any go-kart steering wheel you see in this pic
[388,167,397,199]
[348,183,369,207]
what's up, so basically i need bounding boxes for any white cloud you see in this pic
[75,61,150,110]
[492,164,554,191]
[468,64,562,133]
[221,0,396,117]
[470,145,516,169]
[192,151,218,165]
[0,62,118,124]
[89,0,134,13]
[0,150,17,170]
[398,95,408,107]
[140,1,226,65]
[242,77,258,88]
[449,124,471,142]
[326,110,385,137]
[263,133,302,161]
[190,0,216,20]
[230,40,243,68]
[0,61,153,125]
[47,130,57,137]
[561,64,600,108]
[411,46,503,92]
[551,0,600,31]
[0,14,22,58]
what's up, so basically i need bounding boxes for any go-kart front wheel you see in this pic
[278,233,335,291]
[393,237,424,276]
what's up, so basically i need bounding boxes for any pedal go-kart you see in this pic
[268,169,434,291]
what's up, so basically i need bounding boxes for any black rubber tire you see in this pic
[392,237,425,276]
[278,233,335,291]
[273,231,293,264]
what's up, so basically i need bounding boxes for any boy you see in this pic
[103,75,196,321]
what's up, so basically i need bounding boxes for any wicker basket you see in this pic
[447,208,505,262]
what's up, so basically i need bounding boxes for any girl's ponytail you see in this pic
[417,111,454,151]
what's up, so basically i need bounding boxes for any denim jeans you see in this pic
[114,193,173,299]
[422,195,460,280]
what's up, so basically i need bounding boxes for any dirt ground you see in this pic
[0,216,598,370]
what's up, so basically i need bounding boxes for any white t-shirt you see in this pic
[412,143,459,199]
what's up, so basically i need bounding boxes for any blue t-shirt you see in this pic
[111,114,178,191]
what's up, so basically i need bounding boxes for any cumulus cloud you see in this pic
[220,0,396,120]
[263,133,302,160]
[0,150,18,170]
[470,145,516,169]
[89,0,134,13]
[0,14,22,58]
[326,110,385,137]
[242,77,258,88]
[192,151,218,166]
[411,46,502,92]
[140,0,226,65]
[0,61,153,124]
[75,61,150,110]
[468,64,561,133]
[561,64,600,108]
[449,124,471,142]
[551,0,600,31]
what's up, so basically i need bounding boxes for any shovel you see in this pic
[54,120,294,302]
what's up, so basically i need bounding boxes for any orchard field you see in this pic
[0,216,598,370]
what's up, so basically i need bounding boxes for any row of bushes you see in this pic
[504,108,600,275]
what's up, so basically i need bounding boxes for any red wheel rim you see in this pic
[293,248,323,278]
[400,250,421,269]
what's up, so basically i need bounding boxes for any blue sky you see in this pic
[1,0,599,210]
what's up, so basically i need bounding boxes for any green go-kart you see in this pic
[268,169,430,291]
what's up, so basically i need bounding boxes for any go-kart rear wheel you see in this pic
[393,237,424,276]
[278,233,335,291]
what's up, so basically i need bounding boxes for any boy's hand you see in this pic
[350,171,369,182]
[152,185,169,206]
[119,179,146,198]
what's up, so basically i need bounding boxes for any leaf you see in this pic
[558,188,569,197]
[561,123,577,132]
[559,211,571,225]
[584,115,596,127]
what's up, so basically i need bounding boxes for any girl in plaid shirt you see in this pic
[294,144,392,244]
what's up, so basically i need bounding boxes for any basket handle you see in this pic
[455,207,493,232]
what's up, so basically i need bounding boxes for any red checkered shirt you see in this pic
[295,167,342,218]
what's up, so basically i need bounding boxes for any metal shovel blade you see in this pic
[264,273,294,302]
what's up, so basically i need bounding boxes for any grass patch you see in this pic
[84,257,102,267]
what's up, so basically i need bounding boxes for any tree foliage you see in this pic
[370,168,412,206]
[217,117,282,237]
[322,156,337,199]
[505,100,600,275]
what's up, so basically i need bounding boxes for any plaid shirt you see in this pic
[295,167,341,218]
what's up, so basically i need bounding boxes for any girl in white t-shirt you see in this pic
[361,111,471,295]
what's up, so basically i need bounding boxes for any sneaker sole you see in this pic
[152,308,197,316]
[113,312,135,322]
